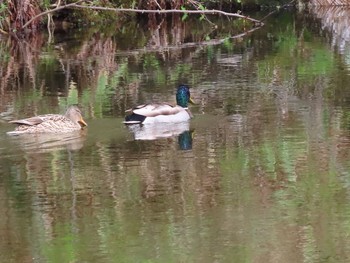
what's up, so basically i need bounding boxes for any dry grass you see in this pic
[6,0,41,32]
[309,0,350,5]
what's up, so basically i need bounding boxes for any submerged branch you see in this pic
[22,1,263,29]
[260,0,295,22]
[112,25,263,56]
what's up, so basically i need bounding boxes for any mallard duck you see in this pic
[124,84,195,124]
[7,105,88,135]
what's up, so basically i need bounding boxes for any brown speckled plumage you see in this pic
[7,105,87,135]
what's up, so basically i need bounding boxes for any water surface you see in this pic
[1,8,350,263]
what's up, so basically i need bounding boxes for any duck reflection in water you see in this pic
[126,122,193,150]
[126,121,188,140]
[124,84,195,147]
[8,130,87,153]
[178,130,193,150]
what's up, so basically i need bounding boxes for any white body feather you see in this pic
[142,109,191,124]
[125,104,192,124]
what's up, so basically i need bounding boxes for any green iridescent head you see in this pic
[176,85,194,108]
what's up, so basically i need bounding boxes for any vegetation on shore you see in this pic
[0,0,292,35]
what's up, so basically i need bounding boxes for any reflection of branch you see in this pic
[174,25,262,48]
[117,26,263,55]
[261,0,295,22]
[22,0,263,29]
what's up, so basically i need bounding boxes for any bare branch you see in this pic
[22,0,263,29]
[73,4,264,25]
[0,28,8,35]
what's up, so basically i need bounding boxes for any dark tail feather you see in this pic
[124,113,146,124]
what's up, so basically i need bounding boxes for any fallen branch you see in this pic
[144,25,263,51]
[76,5,263,25]
[22,1,263,29]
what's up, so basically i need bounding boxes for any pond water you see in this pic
[1,7,350,263]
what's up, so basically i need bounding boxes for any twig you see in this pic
[22,0,263,29]
[0,28,8,35]
[153,0,162,10]
[187,0,216,26]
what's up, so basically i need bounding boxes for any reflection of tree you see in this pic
[1,15,245,117]
[0,32,123,118]
[0,36,43,91]
[309,0,350,6]
[0,35,44,118]
[147,15,187,50]
[310,6,350,55]
[6,10,350,262]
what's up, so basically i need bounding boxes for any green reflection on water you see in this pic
[1,7,350,263]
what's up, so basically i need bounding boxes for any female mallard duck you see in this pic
[124,84,195,124]
[7,105,88,135]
